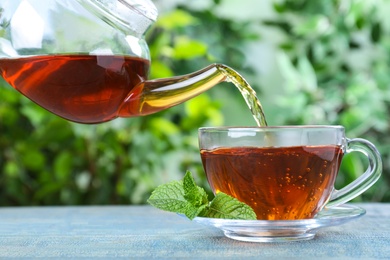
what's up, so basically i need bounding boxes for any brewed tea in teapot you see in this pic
[0,54,149,123]
[0,0,267,126]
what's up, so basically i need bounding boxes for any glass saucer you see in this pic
[191,204,365,242]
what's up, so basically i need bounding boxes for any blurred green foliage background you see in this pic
[0,0,389,205]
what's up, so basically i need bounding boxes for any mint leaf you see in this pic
[200,192,257,220]
[147,180,187,212]
[147,171,257,220]
[147,173,209,220]
[183,171,209,207]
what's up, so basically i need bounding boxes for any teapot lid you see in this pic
[79,0,158,36]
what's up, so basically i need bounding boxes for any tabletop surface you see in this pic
[0,203,389,258]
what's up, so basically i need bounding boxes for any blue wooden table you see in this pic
[0,203,389,258]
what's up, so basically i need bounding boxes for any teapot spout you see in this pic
[118,64,227,117]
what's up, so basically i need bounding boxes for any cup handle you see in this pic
[326,138,382,208]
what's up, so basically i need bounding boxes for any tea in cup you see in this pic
[199,126,382,220]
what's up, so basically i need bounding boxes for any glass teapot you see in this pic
[0,0,249,124]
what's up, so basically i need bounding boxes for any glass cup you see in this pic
[199,126,382,220]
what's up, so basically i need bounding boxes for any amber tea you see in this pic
[201,145,343,220]
[0,55,267,126]
[0,55,150,123]
[199,126,381,221]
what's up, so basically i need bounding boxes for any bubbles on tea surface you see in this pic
[323,161,328,168]
[262,207,282,219]
[285,175,291,184]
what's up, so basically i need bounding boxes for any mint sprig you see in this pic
[147,171,257,220]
